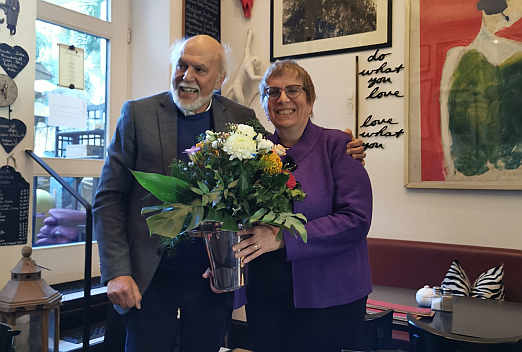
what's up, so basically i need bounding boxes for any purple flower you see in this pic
[184,145,201,155]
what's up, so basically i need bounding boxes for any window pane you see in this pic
[42,0,110,21]
[34,20,107,159]
[33,176,99,247]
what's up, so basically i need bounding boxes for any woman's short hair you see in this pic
[259,60,316,106]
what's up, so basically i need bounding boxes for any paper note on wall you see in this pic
[48,93,87,129]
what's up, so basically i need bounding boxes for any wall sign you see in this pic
[0,164,29,246]
[0,43,28,79]
[0,116,26,153]
[183,0,220,41]
[359,49,405,150]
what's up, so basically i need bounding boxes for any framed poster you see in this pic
[406,0,522,189]
[271,0,392,61]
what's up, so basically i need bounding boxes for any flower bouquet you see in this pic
[131,122,307,290]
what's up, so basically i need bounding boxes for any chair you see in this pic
[342,309,394,351]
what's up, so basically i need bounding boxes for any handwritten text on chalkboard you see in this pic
[0,165,29,246]
[184,0,220,41]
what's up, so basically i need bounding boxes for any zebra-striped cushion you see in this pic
[441,260,505,300]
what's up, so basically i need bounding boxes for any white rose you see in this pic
[223,133,257,160]
[257,138,274,152]
[235,124,256,138]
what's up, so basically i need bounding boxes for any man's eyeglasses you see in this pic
[264,85,305,100]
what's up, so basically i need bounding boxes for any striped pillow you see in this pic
[441,260,505,300]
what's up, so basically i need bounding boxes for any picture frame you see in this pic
[270,0,392,61]
[406,0,522,190]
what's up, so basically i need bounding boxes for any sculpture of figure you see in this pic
[223,28,270,130]
[440,0,522,180]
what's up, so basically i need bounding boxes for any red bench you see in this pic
[367,238,522,303]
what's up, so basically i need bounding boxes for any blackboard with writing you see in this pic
[184,0,220,41]
[0,165,29,246]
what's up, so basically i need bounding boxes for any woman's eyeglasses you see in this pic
[264,85,305,100]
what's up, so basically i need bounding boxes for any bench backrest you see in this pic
[367,238,522,303]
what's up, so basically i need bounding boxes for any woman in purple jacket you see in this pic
[234,60,373,352]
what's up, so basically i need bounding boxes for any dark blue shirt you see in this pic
[176,108,213,162]
[162,107,214,273]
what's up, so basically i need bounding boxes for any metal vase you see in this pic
[203,230,247,292]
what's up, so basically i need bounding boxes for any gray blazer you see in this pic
[93,91,255,294]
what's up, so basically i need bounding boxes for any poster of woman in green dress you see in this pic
[409,0,522,188]
[440,0,522,184]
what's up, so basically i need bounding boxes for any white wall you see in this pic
[0,1,36,287]
[220,0,522,250]
[129,0,173,99]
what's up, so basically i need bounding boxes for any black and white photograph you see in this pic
[282,0,377,44]
[271,0,391,60]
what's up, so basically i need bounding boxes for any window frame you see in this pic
[32,0,130,284]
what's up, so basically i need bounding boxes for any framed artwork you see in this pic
[406,0,522,190]
[270,0,392,61]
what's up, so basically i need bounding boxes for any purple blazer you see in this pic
[272,121,373,308]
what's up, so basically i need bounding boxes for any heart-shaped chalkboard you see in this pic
[0,117,26,153]
[0,44,29,79]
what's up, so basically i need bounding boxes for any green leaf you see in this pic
[190,187,204,195]
[197,181,209,193]
[284,217,307,243]
[249,208,268,224]
[186,205,205,232]
[131,170,193,203]
[271,215,285,225]
[261,210,276,223]
[228,179,239,189]
[145,204,192,238]
[294,212,307,222]
[141,205,170,215]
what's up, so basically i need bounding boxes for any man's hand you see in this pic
[107,275,142,310]
[344,128,366,165]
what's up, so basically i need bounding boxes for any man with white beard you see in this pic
[94,35,365,351]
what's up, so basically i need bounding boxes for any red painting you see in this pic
[418,0,522,184]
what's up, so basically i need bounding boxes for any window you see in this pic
[34,20,107,160]
[41,0,109,21]
[32,0,130,284]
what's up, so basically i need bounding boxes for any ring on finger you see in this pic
[254,243,260,250]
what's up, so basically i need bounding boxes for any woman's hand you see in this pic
[233,225,283,265]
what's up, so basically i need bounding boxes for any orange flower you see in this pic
[261,152,283,175]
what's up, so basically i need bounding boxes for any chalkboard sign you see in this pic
[0,165,29,246]
[0,43,29,79]
[0,117,27,153]
[183,0,220,41]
